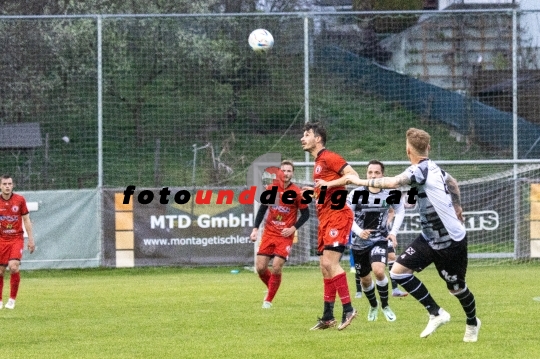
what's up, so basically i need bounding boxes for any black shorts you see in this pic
[352,240,388,278]
[316,245,346,256]
[396,234,468,291]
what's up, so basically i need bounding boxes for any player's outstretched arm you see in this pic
[317,172,410,190]
[365,173,411,189]
[314,165,360,188]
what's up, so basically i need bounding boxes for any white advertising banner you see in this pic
[19,189,100,270]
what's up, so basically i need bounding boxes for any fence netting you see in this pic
[1,11,540,265]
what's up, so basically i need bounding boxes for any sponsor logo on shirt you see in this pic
[274,206,291,213]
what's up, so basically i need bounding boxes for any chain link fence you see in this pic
[2,10,540,265]
[0,10,539,190]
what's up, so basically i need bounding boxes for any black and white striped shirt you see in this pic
[402,159,466,249]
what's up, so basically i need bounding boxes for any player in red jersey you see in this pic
[0,175,35,309]
[250,160,310,308]
[301,122,358,331]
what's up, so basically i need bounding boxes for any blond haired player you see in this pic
[317,128,480,342]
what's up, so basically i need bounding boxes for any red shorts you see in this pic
[0,240,24,266]
[257,234,293,261]
[317,210,353,254]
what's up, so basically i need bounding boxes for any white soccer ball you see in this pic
[248,29,274,52]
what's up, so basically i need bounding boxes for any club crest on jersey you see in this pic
[315,165,322,174]
[11,206,19,213]
[329,228,339,238]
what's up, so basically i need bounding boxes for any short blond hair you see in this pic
[281,160,294,171]
[406,128,431,155]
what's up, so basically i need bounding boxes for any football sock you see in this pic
[322,301,335,321]
[388,262,399,290]
[10,272,20,300]
[454,286,477,326]
[376,277,390,308]
[355,269,362,292]
[391,272,440,316]
[323,278,337,303]
[258,268,271,287]
[0,276,3,301]
[362,282,378,308]
[332,272,352,306]
[265,273,282,302]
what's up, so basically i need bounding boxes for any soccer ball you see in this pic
[248,29,274,52]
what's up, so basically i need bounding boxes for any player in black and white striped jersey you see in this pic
[346,160,405,322]
[316,128,480,342]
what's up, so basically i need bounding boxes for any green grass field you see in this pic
[3,263,540,358]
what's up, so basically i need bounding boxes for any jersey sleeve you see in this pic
[326,151,348,175]
[19,196,29,216]
[401,164,426,186]
[441,169,448,182]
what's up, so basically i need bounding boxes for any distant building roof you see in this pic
[0,123,42,149]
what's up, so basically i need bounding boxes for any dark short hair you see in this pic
[303,121,327,146]
[0,175,12,180]
[367,160,385,174]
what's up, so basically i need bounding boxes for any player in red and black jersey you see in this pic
[301,122,358,331]
[250,160,310,308]
[0,175,35,309]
